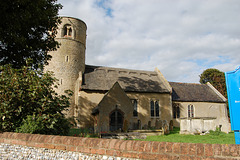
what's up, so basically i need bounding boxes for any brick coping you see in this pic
[0,132,239,159]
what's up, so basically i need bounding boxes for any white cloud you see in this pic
[58,0,240,83]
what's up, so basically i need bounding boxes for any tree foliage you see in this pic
[0,0,62,69]
[0,63,72,135]
[199,68,227,98]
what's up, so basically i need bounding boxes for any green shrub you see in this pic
[0,64,72,135]
[16,114,71,135]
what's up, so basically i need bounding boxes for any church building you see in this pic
[45,17,231,133]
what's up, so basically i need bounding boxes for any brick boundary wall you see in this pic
[0,132,239,160]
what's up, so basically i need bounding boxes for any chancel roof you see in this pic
[81,65,170,93]
[169,82,225,103]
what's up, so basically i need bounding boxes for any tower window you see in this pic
[69,27,72,36]
[65,56,69,62]
[63,24,73,37]
[64,27,67,36]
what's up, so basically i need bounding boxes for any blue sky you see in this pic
[58,0,240,83]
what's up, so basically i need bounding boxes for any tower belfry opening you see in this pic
[63,24,73,37]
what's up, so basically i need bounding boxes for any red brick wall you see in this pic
[0,132,239,159]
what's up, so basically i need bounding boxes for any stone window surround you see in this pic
[62,24,75,39]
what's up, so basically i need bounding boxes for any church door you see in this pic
[109,110,124,132]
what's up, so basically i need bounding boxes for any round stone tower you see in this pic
[45,17,87,117]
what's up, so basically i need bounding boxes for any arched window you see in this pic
[150,100,160,117]
[155,101,160,117]
[64,26,68,36]
[131,99,138,117]
[188,104,194,118]
[150,100,154,117]
[69,27,72,36]
[63,24,73,37]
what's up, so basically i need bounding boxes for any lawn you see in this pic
[69,127,235,144]
[138,127,235,144]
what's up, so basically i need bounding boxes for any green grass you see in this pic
[68,128,99,138]
[69,127,235,144]
[138,128,235,144]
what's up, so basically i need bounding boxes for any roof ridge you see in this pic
[169,81,203,85]
[85,64,156,74]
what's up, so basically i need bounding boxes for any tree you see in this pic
[0,63,72,135]
[0,0,62,69]
[199,68,227,98]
